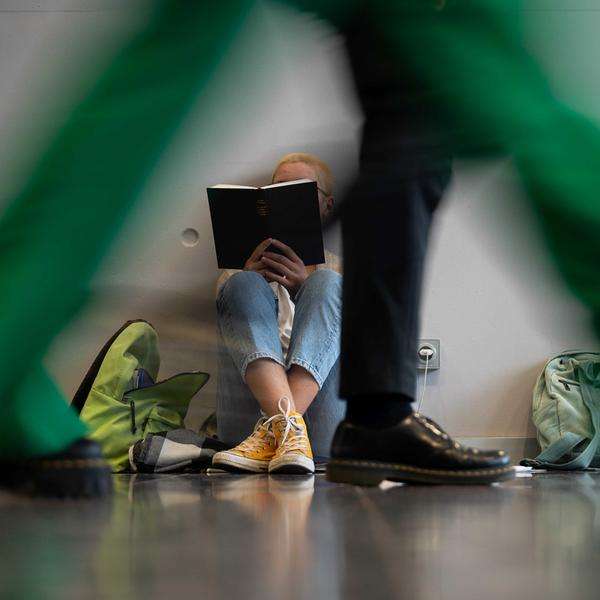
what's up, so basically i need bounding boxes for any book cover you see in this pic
[207,179,325,269]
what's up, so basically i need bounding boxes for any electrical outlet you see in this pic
[417,339,440,371]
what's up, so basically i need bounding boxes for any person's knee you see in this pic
[299,269,342,301]
[307,268,341,289]
[226,270,267,292]
[218,271,270,307]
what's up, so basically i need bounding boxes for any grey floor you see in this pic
[1,471,600,600]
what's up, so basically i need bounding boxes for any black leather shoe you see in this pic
[326,412,514,486]
[0,438,112,498]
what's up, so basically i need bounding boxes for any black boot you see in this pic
[0,438,112,498]
[327,411,514,486]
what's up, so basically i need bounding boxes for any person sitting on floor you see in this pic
[212,152,343,474]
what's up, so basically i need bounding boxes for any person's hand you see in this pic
[261,239,308,297]
[243,238,273,275]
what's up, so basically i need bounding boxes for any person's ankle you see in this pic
[345,394,413,429]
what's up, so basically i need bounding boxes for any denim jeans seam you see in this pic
[217,273,282,382]
[218,295,282,378]
[241,352,286,383]
[311,311,341,372]
[287,312,340,389]
[287,357,325,389]
[286,290,341,391]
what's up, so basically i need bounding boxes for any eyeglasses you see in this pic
[271,178,330,197]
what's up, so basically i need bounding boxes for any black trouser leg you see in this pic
[339,168,449,401]
[334,10,451,404]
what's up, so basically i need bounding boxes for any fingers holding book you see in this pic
[243,238,273,274]
[262,239,308,297]
[242,237,308,297]
[268,239,302,264]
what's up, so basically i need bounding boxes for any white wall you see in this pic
[1,0,598,438]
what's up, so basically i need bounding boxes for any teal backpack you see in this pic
[72,320,209,472]
[523,351,600,470]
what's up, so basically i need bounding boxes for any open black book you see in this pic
[207,179,325,269]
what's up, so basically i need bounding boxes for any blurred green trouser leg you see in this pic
[0,364,87,459]
[0,1,252,458]
[295,0,600,332]
[368,0,600,334]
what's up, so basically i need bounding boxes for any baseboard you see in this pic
[457,437,538,464]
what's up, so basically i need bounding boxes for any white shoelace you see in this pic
[265,396,308,451]
[239,397,308,453]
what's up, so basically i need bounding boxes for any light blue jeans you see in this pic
[216,269,344,458]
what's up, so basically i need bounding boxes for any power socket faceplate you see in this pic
[417,339,440,371]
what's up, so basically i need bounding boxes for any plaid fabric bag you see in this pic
[128,429,227,473]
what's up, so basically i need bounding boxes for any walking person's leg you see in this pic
[325,8,513,485]
[339,173,443,403]
[328,163,513,485]
[322,0,600,486]
[0,2,255,496]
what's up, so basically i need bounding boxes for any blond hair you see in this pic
[272,152,333,196]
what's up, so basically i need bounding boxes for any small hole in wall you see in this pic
[181,228,199,247]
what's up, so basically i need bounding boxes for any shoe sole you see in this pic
[212,451,270,474]
[326,459,515,486]
[7,458,113,498]
[269,454,315,474]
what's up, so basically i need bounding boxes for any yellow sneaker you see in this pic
[212,417,277,473]
[269,397,315,474]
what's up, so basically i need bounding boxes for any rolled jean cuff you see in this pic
[241,352,286,383]
[287,357,325,390]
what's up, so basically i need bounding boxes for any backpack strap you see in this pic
[521,432,597,469]
[522,432,585,465]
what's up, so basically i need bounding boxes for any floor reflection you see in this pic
[1,472,599,600]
